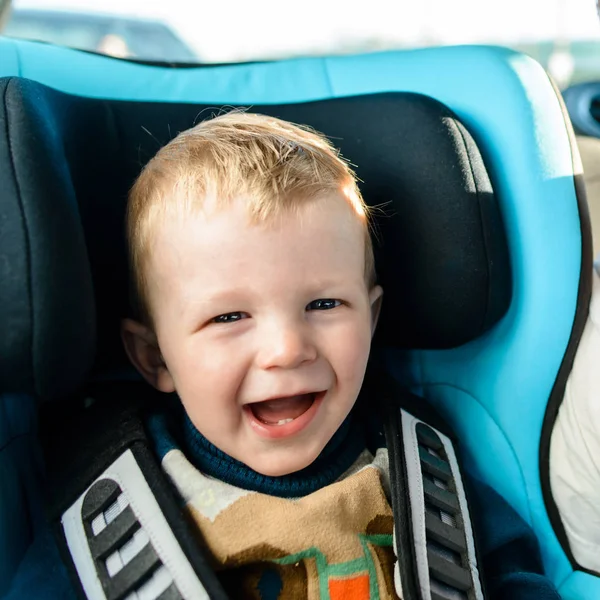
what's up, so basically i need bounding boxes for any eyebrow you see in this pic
[181,288,246,310]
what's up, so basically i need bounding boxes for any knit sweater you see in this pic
[148,409,399,599]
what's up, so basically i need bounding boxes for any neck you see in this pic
[182,412,365,497]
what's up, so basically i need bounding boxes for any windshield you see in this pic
[2,0,600,89]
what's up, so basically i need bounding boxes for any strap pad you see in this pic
[384,393,486,600]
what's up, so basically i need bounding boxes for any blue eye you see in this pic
[307,299,341,311]
[212,312,247,324]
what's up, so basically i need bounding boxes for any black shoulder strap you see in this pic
[373,371,486,600]
[40,383,227,600]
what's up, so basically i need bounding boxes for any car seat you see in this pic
[0,37,594,599]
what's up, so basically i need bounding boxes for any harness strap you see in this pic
[61,448,208,600]
[45,380,486,600]
[41,384,227,600]
[384,396,486,600]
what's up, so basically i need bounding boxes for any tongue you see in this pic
[251,394,314,425]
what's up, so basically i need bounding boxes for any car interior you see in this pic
[0,32,599,600]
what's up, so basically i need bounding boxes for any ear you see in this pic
[369,285,384,337]
[121,318,176,393]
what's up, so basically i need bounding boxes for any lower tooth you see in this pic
[277,418,294,425]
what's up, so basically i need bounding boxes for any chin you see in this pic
[250,448,322,478]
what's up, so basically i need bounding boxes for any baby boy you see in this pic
[119,111,560,600]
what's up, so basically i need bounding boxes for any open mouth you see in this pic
[244,391,325,439]
[249,393,316,425]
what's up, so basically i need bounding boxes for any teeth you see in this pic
[276,418,294,425]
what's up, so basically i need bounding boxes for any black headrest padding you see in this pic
[0,77,511,398]
[0,78,96,399]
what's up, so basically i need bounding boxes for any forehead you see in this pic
[146,194,367,301]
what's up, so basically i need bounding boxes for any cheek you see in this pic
[329,321,373,385]
[165,338,248,404]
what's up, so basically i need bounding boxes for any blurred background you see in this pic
[1,0,599,90]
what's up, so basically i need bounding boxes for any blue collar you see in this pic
[181,411,365,497]
[146,396,367,498]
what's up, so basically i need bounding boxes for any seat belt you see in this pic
[382,386,486,600]
[60,447,210,600]
[41,383,228,600]
[43,381,485,600]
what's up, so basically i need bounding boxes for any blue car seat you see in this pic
[0,37,594,599]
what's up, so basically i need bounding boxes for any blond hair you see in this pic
[127,111,375,325]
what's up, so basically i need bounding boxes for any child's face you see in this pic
[124,193,382,477]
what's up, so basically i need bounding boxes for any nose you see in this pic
[256,320,317,370]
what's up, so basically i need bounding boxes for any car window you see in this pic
[6,10,108,50]
[2,0,600,89]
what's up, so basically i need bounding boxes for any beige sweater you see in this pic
[160,446,401,599]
